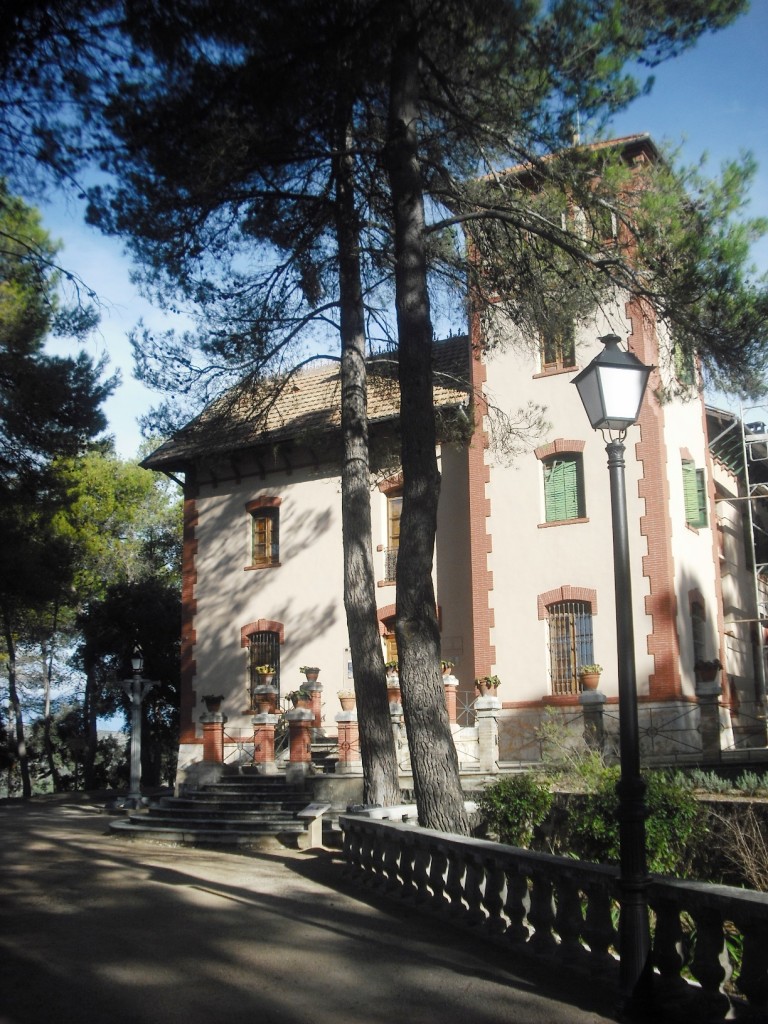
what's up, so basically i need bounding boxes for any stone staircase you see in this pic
[110,773,313,846]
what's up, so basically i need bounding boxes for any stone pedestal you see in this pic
[253,713,279,773]
[697,682,723,758]
[335,710,362,774]
[475,697,500,774]
[443,675,458,723]
[579,689,607,751]
[200,712,227,763]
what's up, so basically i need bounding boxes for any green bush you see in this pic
[478,773,553,847]
[565,768,706,876]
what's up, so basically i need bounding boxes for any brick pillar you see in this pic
[443,675,458,724]
[305,681,323,730]
[286,707,314,781]
[253,714,278,774]
[335,710,362,774]
[201,712,226,763]
[475,697,500,774]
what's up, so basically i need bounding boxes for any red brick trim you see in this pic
[377,473,404,494]
[537,585,598,620]
[240,619,286,647]
[627,296,682,699]
[534,438,586,461]
[377,604,396,635]
[467,313,496,678]
[688,589,706,616]
[180,493,199,744]
[245,496,282,512]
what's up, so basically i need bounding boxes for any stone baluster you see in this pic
[582,881,618,976]
[688,906,733,1020]
[502,866,530,946]
[554,875,586,965]
[481,859,507,937]
[428,844,450,914]
[412,840,432,905]
[527,873,557,956]
[445,849,467,919]
[382,834,401,895]
[649,895,691,1004]
[734,913,768,1010]
[398,834,416,902]
[463,852,487,927]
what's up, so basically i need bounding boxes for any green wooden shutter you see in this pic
[544,457,581,522]
[682,460,708,528]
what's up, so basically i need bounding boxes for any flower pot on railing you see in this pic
[300,665,320,683]
[578,665,603,692]
[202,694,224,713]
[338,690,356,711]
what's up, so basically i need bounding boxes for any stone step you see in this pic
[146,806,303,823]
[161,795,308,811]
[136,812,304,831]
[110,819,304,845]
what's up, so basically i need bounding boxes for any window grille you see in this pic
[383,546,399,582]
[248,631,281,696]
[547,601,594,695]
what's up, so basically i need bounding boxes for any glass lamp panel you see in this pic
[598,365,648,428]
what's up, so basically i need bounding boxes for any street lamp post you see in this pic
[122,645,156,807]
[573,334,654,1014]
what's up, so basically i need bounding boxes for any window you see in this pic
[682,460,708,528]
[246,499,280,567]
[384,493,402,582]
[248,630,281,696]
[547,601,594,695]
[691,600,706,667]
[541,324,576,372]
[543,455,585,523]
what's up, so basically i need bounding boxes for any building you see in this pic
[144,135,767,778]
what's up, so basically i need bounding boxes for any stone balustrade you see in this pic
[339,814,768,1021]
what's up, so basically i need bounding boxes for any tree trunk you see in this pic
[41,636,62,792]
[386,20,469,834]
[3,612,31,799]
[82,662,99,791]
[335,110,401,807]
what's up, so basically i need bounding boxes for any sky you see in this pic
[38,2,768,458]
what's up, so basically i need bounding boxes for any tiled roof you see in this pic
[142,335,470,471]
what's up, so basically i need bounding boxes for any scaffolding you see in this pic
[708,402,768,710]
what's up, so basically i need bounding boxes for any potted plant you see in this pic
[475,674,500,695]
[441,659,455,676]
[695,658,722,683]
[385,660,399,679]
[578,664,603,690]
[337,689,356,711]
[287,686,312,708]
[300,665,320,682]
[201,694,224,713]
[254,664,276,685]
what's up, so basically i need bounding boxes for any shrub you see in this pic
[478,773,553,847]
[565,768,705,876]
